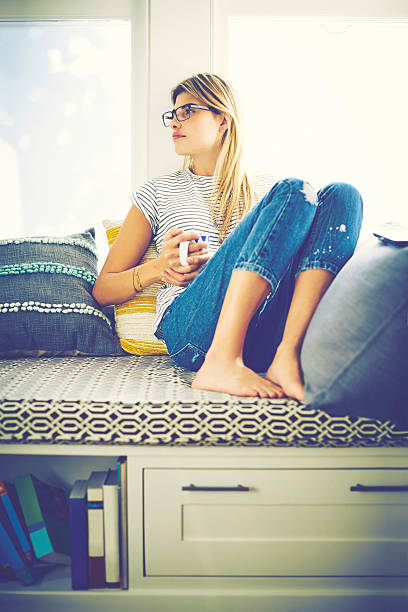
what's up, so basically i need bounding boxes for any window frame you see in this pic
[212,0,408,75]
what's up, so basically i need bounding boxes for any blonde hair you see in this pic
[171,73,254,244]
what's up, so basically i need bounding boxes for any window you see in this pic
[0,19,131,264]
[215,2,408,240]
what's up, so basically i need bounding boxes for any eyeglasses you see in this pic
[161,103,214,127]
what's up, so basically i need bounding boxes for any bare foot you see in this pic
[265,344,305,402]
[192,352,284,398]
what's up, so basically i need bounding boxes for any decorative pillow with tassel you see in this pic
[102,219,168,355]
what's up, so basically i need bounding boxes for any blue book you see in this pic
[0,544,15,582]
[0,522,34,585]
[0,502,27,565]
[14,473,70,565]
[69,479,89,590]
[0,480,34,565]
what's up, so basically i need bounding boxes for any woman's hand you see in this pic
[159,227,211,287]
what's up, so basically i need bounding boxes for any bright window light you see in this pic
[228,18,408,240]
[0,20,131,266]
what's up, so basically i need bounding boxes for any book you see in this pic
[87,471,108,589]
[69,479,89,590]
[118,456,128,590]
[102,469,120,588]
[0,525,16,582]
[0,521,34,585]
[14,474,70,564]
[0,480,34,565]
[0,499,25,562]
[0,542,14,581]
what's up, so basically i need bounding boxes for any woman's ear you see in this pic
[219,114,229,133]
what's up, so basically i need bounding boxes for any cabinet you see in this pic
[144,467,408,577]
[1,444,408,612]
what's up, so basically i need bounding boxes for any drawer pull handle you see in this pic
[182,484,250,492]
[350,483,408,492]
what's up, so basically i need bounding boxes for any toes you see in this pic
[264,381,284,398]
[260,385,282,399]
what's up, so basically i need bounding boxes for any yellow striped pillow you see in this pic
[102,219,168,355]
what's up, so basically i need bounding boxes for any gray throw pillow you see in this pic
[0,228,124,357]
[300,237,408,428]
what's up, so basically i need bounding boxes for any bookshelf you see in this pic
[1,443,408,612]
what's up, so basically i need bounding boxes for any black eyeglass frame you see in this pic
[161,103,215,127]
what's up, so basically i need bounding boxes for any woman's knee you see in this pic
[317,181,364,244]
[319,181,363,212]
[274,177,318,206]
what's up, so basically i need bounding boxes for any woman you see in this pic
[92,73,363,400]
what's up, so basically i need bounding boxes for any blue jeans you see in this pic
[159,177,363,372]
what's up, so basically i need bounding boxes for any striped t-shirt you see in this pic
[132,167,279,336]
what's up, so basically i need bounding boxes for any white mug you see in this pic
[179,233,210,266]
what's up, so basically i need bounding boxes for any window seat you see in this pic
[1,355,406,447]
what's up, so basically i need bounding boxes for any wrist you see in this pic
[132,266,142,293]
[137,258,163,288]
[154,256,166,278]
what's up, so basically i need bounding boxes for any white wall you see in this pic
[147,0,212,177]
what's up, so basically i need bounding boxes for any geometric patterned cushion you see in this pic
[102,219,168,355]
[0,228,123,357]
[1,356,407,447]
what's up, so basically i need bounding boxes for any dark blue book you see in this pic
[69,479,89,590]
[0,480,34,565]
[0,521,34,585]
[0,544,15,582]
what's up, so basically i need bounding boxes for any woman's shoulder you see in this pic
[134,169,189,201]
[148,168,191,188]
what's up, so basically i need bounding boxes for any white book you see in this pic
[87,470,108,589]
[102,469,120,587]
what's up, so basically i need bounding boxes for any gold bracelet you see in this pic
[132,266,142,293]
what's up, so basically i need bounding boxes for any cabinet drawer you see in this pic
[143,468,408,577]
